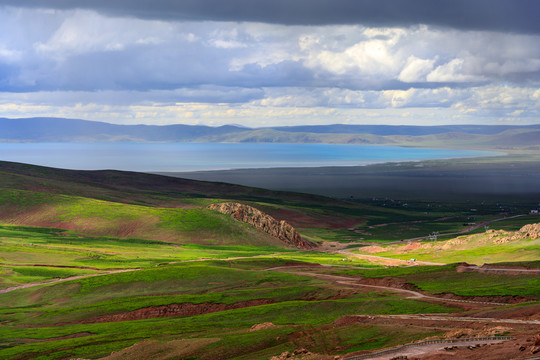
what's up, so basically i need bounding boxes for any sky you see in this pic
[0,0,539,127]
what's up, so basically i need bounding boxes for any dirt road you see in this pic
[342,336,513,360]
[349,314,540,326]
[0,268,139,295]
[270,269,511,306]
[0,252,292,295]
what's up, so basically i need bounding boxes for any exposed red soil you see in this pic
[481,264,540,270]
[334,316,539,360]
[404,242,422,250]
[59,290,361,326]
[65,299,274,324]
[464,304,540,321]
[249,322,277,331]
[301,288,365,301]
[333,315,539,332]
[355,276,530,305]
[270,348,337,360]
[414,333,540,360]
[431,293,529,304]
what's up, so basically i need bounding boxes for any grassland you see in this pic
[329,264,540,299]
[0,223,290,289]
[355,227,540,265]
[0,257,461,360]
[0,161,539,359]
[0,189,287,248]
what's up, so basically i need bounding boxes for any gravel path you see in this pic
[272,270,511,306]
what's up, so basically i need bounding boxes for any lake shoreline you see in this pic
[0,142,500,172]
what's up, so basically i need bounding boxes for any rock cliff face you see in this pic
[517,223,540,239]
[485,222,540,242]
[207,202,317,249]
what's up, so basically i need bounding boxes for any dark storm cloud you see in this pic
[1,0,539,34]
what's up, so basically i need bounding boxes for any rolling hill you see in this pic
[0,161,538,360]
[2,117,540,149]
[0,160,373,246]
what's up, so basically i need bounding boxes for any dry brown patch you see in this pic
[317,241,360,251]
[67,299,273,324]
[270,348,337,360]
[249,322,277,331]
[362,245,384,254]
[404,242,422,250]
[414,334,538,360]
[444,326,512,339]
[97,338,221,360]
[465,304,540,321]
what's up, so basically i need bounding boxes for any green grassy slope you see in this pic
[356,226,540,265]
[0,223,289,288]
[0,260,459,360]
[331,264,540,299]
[0,189,284,247]
[0,161,375,237]
[0,160,495,246]
[0,160,349,208]
[0,161,539,359]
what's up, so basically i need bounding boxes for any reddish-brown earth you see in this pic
[66,299,274,324]
[335,315,539,360]
[414,333,540,360]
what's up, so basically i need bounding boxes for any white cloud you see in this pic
[34,10,175,60]
[427,58,479,82]
[310,39,399,75]
[300,27,405,78]
[0,7,539,126]
[382,89,416,108]
[0,46,22,62]
[398,56,436,82]
[208,28,247,49]
[509,109,524,116]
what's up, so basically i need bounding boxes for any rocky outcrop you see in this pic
[516,223,540,240]
[476,223,540,243]
[207,202,317,249]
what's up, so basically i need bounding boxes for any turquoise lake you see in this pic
[0,143,501,172]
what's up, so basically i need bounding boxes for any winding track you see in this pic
[1,212,534,296]
[0,268,140,295]
[348,314,540,326]
[269,270,512,306]
[0,252,294,295]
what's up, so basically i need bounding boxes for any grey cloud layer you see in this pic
[1,11,537,93]
[1,0,539,33]
[0,4,539,126]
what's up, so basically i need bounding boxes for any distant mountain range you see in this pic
[1,117,540,148]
